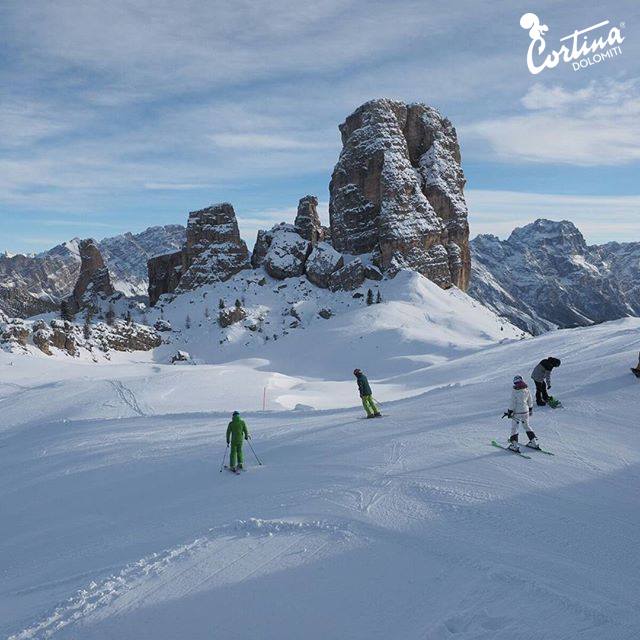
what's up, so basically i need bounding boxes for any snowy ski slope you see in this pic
[2,318,640,639]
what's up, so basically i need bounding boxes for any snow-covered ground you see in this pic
[2,305,640,638]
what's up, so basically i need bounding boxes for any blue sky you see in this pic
[1,0,638,253]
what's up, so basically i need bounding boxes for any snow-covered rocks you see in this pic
[329,99,470,289]
[171,350,191,363]
[154,319,173,332]
[263,225,312,280]
[329,258,366,292]
[0,316,30,348]
[469,219,632,334]
[218,304,247,328]
[305,243,344,288]
[1,313,162,357]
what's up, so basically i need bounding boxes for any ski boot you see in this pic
[373,412,382,418]
[366,414,375,419]
[508,436,520,453]
[525,431,540,450]
[238,463,243,470]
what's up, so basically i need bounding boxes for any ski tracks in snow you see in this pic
[8,519,356,640]
[108,380,149,417]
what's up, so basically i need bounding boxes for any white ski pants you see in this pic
[510,413,530,436]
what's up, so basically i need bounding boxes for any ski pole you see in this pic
[219,443,229,472]
[247,438,263,466]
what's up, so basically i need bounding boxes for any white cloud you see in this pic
[466,80,640,166]
[209,133,333,151]
[467,189,640,243]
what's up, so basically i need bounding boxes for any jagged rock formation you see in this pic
[178,203,250,290]
[294,195,324,245]
[61,240,115,317]
[469,219,633,334]
[306,243,345,289]
[1,226,185,318]
[329,99,470,290]
[148,204,250,305]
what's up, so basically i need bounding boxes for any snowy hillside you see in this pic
[149,269,523,378]
[2,312,639,639]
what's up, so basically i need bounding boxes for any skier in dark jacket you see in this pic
[354,369,381,418]
[531,357,561,406]
[226,411,249,471]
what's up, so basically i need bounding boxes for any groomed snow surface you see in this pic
[2,277,639,639]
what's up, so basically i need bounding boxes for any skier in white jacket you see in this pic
[506,375,540,452]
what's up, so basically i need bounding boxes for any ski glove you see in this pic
[507,409,514,418]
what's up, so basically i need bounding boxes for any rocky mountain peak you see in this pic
[329,98,470,290]
[469,219,633,334]
[508,219,587,252]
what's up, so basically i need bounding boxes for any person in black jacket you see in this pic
[354,369,381,418]
[531,357,561,406]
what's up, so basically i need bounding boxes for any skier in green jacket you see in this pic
[226,411,249,471]
[354,368,381,418]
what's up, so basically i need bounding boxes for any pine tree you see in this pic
[235,298,242,309]
[219,298,225,310]
[185,314,192,329]
[204,306,210,319]
[376,291,382,304]
[125,310,133,325]
[106,304,116,326]
[366,289,374,305]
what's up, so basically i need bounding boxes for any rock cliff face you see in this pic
[294,195,324,245]
[147,203,250,304]
[61,239,115,317]
[329,99,470,290]
[1,226,185,318]
[147,251,183,307]
[469,219,634,334]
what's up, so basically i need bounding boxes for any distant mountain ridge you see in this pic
[469,219,640,334]
[0,225,185,318]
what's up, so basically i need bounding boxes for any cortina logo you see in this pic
[519,13,625,75]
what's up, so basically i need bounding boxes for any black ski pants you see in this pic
[534,380,549,405]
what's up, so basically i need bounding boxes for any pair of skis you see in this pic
[491,439,554,459]
[224,465,245,475]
